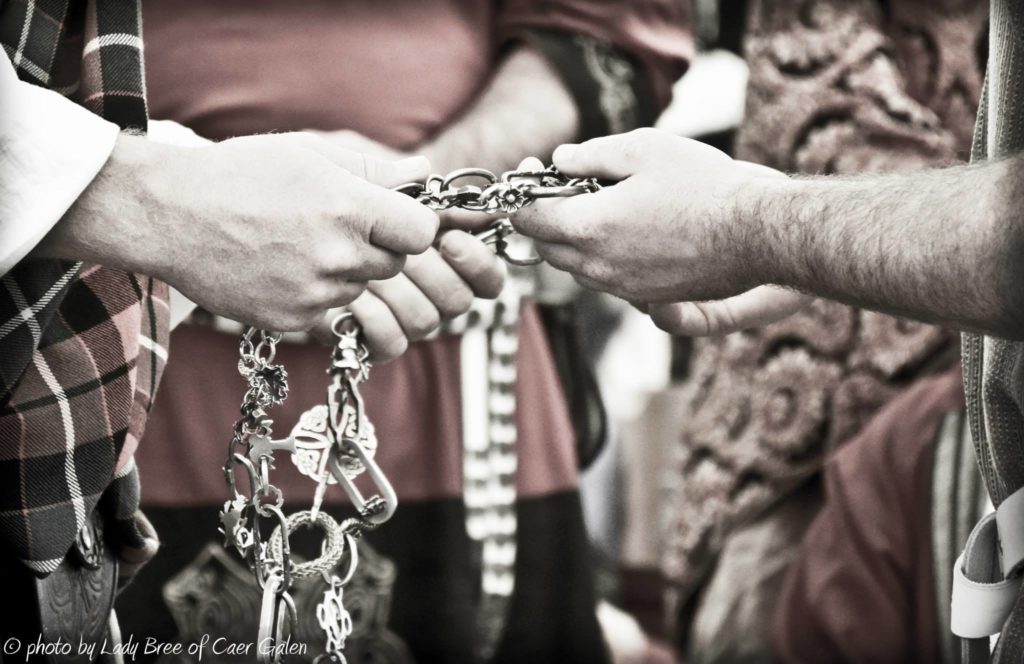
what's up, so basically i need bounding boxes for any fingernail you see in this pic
[553,144,578,163]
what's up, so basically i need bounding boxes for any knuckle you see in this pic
[406,307,441,338]
[437,287,474,319]
[333,282,366,307]
[363,252,405,281]
[302,281,335,308]
[373,331,408,362]
[279,307,322,332]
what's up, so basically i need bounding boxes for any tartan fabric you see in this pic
[0,0,168,575]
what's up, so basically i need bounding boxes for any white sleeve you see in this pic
[147,118,210,148]
[0,52,121,275]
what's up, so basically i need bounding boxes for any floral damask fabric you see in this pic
[663,0,988,612]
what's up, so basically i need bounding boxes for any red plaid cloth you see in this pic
[0,0,168,575]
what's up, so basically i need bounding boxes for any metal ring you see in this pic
[524,183,598,198]
[336,533,359,586]
[500,168,550,183]
[255,483,285,513]
[497,243,544,267]
[441,168,498,191]
[267,510,348,579]
[330,312,358,338]
[230,452,263,498]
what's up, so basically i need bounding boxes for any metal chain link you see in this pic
[223,318,384,664]
[220,162,599,663]
[394,165,601,266]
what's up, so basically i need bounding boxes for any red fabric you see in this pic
[773,367,966,664]
[137,0,688,508]
[496,0,693,109]
[139,307,578,506]
[141,0,691,147]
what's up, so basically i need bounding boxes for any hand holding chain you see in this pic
[222,162,599,662]
[393,165,601,266]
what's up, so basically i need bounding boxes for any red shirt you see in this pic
[138,0,690,505]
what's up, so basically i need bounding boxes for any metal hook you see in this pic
[327,438,398,526]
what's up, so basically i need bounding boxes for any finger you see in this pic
[571,273,615,295]
[308,308,342,346]
[647,287,813,336]
[438,207,504,232]
[551,129,662,180]
[287,131,431,188]
[510,194,602,243]
[516,156,545,172]
[402,247,475,319]
[437,231,506,299]
[367,273,442,342]
[347,291,409,362]
[354,180,440,255]
[533,240,587,275]
[320,279,368,309]
[344,243,405,282]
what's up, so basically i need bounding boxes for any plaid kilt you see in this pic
[0,0,168,575]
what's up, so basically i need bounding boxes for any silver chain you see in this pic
[394,165,601,266]
[224,319,388,664]
[220,163,598,663]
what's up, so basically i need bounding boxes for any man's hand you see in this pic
[39,132,439,331]
[510,130,812,334]
[511,129,780,304]
[512,129,1024,340]
[313,230,506,361]
[315,129,507,233]
[644,287,813,336]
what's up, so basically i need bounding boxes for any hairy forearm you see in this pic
[422,47,580,174]
[752,158,1024,338]
[34,133,176,278]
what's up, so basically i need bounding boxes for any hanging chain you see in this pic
[394,165,601,266]
[220,163,599,663]
[223,318,387,664]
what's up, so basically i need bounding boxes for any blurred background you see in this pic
[116,0,987,662]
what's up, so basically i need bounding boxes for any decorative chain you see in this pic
[220,163,599,663]
[223,317,386,664]
[394,165,601,266]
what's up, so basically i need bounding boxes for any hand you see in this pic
[315,129,505,233]
[44,132,439,331]
[510,128,783,304]
[312,229,505,361]
[644,287,814,336]
[313,129,409,163]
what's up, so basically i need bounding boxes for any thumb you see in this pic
[552,129,663,181]
[322,149,431,188]
[356,153,432,188]
[284,132,432,187]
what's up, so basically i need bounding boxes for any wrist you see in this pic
[734,174,801,289]
[38,133,181,279]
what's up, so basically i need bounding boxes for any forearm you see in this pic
[753,158,1024,338]
[421,47,579,174]
[34,133,177,279]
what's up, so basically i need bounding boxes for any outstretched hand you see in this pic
[510,129,813,335]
